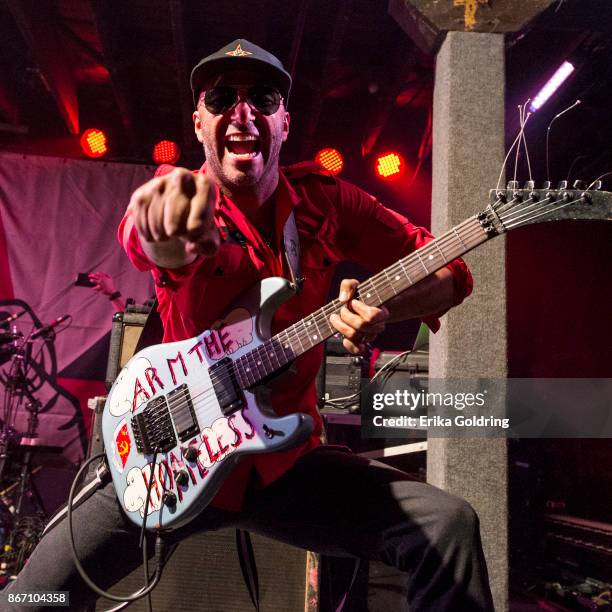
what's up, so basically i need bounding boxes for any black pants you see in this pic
[6,447,494,611]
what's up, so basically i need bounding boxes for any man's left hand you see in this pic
[329,279,389,354]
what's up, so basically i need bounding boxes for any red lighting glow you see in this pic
[80,128,108,158]
[153,140,181,165]
[315,148,343,175]
[375,152,404,180]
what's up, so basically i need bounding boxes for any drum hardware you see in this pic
[0,304,69,576]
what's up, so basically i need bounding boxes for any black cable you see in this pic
[67,453,167,604]
[139,450,159,549]
[139,450,160,612]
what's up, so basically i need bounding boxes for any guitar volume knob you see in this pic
[162,491,177,507]
[174,469,189,486]
[182,446,198,462]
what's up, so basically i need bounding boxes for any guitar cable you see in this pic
[67,452,169,610]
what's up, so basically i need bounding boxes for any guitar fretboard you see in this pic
[233,215,489,388]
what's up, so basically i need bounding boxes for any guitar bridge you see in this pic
[131,396,177,454]
[209,357,245,415]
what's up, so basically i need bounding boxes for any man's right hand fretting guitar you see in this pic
[102,183,612,531]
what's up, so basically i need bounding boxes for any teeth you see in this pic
[231,152,258,158]
[226,134,258,141]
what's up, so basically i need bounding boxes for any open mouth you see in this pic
[225,133,261,159]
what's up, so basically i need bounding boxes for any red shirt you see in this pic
[119,162,473,509]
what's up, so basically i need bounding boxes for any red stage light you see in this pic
[153,140,181,165]
[375,152,404,180]
[315,148,343,175]
[80,128,108,158]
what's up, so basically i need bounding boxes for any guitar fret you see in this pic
[280,331,295,360]
[300,318,313,349]
[383,269,398,296]
[399,259,412,284]
[242,355,255,386]
[254,345,269,378]
[292,323,306,353]
[317,309,334,337]
[415,250,429,274]
[453,227,467,250]
[269,340,282,369]
[359,281,381,306]
[433,241,446,262]
[306,315,322,343]
[236,358,247,387]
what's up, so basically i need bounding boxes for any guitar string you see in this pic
[128,193,584,426]
[503,194,585,229]
[150,193,577,424]
[130,214,491,420]
[498,194,579,227]
[137,196,572,420]
[179,191,578,420]
[139,217,481,393]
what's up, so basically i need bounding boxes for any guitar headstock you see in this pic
[482,180,612,235]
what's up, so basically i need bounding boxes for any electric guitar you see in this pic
[102,184,611,530]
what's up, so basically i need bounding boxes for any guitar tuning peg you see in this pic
[524,180,535,190]
[542,180,552,190]
[506,180,519,190]
[572,180,586,190]
[557,180,568,190]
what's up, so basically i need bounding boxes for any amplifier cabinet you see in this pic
[105,311,149,390]
[95,530,319,611]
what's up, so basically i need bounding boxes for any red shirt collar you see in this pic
[197,162,302,243]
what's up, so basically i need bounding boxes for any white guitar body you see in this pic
[102,277,313,530]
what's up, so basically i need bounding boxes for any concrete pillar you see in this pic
[428,31,508,611]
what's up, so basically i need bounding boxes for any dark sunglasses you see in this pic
[203,85,283,116]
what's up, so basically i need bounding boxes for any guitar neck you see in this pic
[234,214,490,388]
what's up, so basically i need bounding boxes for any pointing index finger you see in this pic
[186,174,216,236]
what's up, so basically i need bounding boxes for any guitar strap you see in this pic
[282,209,303,292]
[133,298,164,354]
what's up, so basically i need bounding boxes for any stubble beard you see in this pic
[202,138,281,196]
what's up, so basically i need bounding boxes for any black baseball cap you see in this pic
[190,39,292,107]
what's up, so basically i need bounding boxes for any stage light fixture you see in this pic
[529,61,575,112]
[153,140,181,165]
[80,128,108,158]
[315,148,343,175]
[375,152,404,180]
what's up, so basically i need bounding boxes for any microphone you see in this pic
[546,99,581,183]
[0,310,26,326]
[30,315,71,340]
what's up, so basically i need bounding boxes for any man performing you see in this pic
[6,39,493,611]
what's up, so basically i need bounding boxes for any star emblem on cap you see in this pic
[225,43,252,57]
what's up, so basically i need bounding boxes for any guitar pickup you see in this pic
[167,384,199,442]
[209,358,245,416]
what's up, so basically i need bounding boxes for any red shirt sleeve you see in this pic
[333,178,473,331]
